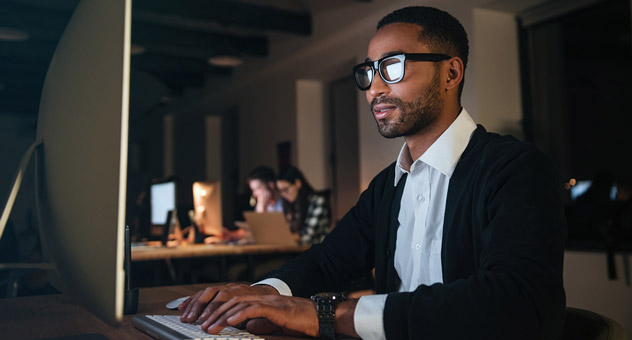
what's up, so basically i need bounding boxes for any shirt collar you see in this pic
[394,108,477,186]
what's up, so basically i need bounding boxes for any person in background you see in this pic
[276,166,331,245]
[246,166,283,213]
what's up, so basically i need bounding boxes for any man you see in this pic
[180,6,567,340]
[247,166,283,213]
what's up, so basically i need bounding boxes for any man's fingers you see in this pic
[202,295,242,330]
[205,302,265,334]
[202,300,245,333]
[199,288,241,320]
[181,283,274,324]
[181,287,219,322]
[180,290,203,322]
[177,296,192,311]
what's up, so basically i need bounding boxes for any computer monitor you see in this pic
[192,181,223,236]
[5,0,131,327]
[150,179,177,236]
[570,180,619,201]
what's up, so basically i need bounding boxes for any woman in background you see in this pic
[276,166,331,245]
[247,166,283,213]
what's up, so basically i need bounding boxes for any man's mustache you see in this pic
[370,97,403,112]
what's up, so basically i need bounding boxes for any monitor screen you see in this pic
[150,180,176,226]
[570,180,619,201]
[192,181,223,237]
[570,180,593,201]
[33,0,131,326]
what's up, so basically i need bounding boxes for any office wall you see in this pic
[296,80,329,190]
[473,7,524,138]
[564,250,632,332]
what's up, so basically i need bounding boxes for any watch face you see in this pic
[312,292,345,301]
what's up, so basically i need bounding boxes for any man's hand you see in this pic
[178,283,278,323]
[201,295,320,337]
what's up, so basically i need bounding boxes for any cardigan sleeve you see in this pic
[383,141,567,340]
[263,166,394,298]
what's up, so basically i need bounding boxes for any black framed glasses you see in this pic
[352,53,451,90]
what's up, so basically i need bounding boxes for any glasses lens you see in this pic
[354,65,373,90]
[380,57,403,82]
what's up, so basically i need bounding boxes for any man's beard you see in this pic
[371,70,443,139]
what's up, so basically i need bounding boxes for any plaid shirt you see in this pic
[299,193,331,245]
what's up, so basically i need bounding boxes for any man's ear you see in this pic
[445,57,464,91]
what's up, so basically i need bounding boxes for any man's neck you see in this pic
[404,107,461,161]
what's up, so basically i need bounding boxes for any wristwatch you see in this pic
[311,292,346,340]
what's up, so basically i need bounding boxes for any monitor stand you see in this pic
[0,140,55,272]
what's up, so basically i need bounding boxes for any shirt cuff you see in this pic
[251,278,293,296]
[354,294,387,340]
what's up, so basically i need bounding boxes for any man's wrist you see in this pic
[252,278,292,296]
[250,283,281,295]
[334,298,360,339]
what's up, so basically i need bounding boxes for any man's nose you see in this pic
[368,73,390,99]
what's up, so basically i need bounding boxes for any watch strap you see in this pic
[312,293,345,340]
[316,298,336,340]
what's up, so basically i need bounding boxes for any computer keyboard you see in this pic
[132,314,265,340]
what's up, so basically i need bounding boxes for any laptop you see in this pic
[243,211,297,245]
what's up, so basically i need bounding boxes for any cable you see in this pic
[0,140,42,241]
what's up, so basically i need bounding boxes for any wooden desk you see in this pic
[0,283,308,340]
[132,243,309,262]
[131,243,309,284]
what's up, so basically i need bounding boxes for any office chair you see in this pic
[560,307,629,340]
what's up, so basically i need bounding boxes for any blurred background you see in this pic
[0,0,631,331]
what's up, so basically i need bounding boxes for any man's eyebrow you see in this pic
[381,50,405,58]
[365,51,406,63]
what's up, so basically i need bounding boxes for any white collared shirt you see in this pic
[355,109,476,340]
[258,109,477,340]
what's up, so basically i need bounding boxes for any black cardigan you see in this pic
[265,126,567,339]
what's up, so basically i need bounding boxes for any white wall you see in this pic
[564,250,632,332]
[205,116,222,181]
[296,80,328,190]
[473,7,524,138]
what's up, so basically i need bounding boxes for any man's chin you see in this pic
[377,124,402,139]
[378,130,402,139]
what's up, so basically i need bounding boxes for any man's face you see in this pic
[365,23,445,138]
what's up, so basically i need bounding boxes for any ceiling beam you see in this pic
[0,1,74,36]
[131,53,233,93]
[133,0,312,35]
[132,22,269,58]
[132,54,233,75]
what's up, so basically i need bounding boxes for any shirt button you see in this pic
[417,195,425,203]
[415,243,422,250]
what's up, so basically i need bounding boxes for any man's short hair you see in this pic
[247,166,276,184]
[377,6,469,96]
